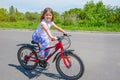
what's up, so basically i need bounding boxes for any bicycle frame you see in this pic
[27,40,71,68]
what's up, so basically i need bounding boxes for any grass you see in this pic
[0,21,120,32]
[0,21,38,30]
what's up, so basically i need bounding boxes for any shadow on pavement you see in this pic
[8,64,64,80]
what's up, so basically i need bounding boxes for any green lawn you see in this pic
[0,21,120,32]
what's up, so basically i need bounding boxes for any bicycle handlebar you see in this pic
[57,34,71,41]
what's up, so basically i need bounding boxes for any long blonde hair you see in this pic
[40,7,54,22]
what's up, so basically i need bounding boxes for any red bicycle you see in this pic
[17,34,84,80]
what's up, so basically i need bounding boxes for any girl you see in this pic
[32,7,67,59]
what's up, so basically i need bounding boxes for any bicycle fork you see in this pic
[61,50,71,69]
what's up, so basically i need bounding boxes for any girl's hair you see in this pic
[40,7,54,22]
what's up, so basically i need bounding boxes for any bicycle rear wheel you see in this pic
[17,46,38,70]
[56,52,84,80]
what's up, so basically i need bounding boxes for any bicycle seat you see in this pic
[31,40,39,44]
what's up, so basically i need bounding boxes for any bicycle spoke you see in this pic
[56,52,84,80]
[17,46,38,70]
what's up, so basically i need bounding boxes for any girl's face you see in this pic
[44,11,53,22]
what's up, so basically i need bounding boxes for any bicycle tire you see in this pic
[17,46,38,70]
[56,51,84,80]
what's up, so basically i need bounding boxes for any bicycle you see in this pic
[17,34,84,80]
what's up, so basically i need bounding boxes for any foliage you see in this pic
[0,0,120,32]
[0,8,8,21]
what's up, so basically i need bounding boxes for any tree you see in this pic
[116,7,120,23]
[25,12,39,21]
[15,8,25,21]
[8,6,17,22]
[62,8,86,25]
[9,6,15,15]
[83,1,107,26]
[0,8,8,21]
[54,11,62,24]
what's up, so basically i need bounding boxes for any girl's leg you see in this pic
[32,33,50,58]
[32,33,42,43]
[32,33,43,56]
[40,37,50,58]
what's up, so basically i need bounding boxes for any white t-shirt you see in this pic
[34,19,54,38]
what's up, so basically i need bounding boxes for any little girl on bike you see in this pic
[32,7,67,59]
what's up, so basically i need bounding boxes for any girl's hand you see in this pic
[63,32,68,36]
[51,36,57,41]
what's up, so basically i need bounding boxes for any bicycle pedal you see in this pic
[39,61,49,69]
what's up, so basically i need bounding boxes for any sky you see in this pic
[0,0,120,13]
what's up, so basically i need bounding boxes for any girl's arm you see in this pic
[41,24,57,41]
[52,23,67,34]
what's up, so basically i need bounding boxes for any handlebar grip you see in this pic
[63,34,71,37]
[63,34,67,36]
[57,34,71,41]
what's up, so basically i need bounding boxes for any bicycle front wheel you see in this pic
[17,46,38,70]
[56,52,84,80]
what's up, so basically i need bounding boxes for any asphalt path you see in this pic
[0,29,120,80]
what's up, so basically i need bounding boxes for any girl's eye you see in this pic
[46,14,52,16]
[45,13,52,16]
